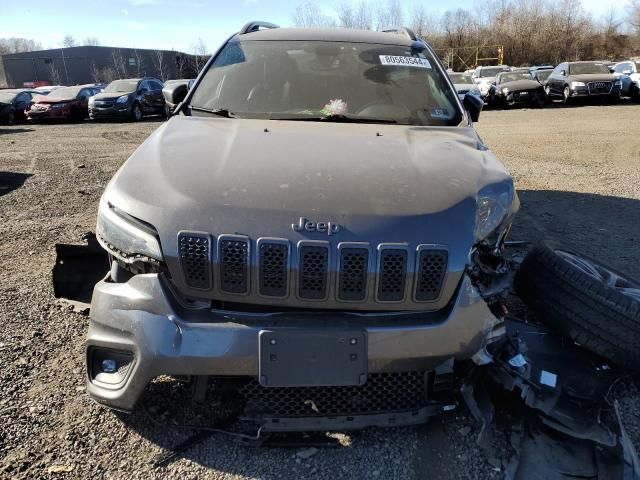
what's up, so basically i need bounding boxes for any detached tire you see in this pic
[515,243,640,371]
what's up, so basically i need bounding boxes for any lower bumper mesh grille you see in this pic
[239,371,429,417]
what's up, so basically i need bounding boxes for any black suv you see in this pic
[546,61,621,104]
[89,78,165,121]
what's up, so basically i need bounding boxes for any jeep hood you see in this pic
[105,115,515,303]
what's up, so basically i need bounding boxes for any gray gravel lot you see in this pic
[0,104,639,479]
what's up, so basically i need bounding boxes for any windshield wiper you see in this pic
[190,106,237,118]
[270,114,397,124]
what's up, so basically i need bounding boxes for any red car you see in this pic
[26,84,101,122]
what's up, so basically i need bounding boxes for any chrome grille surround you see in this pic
[218,235,250,294]
[587,81,612,94]
[337,242,371,302]
[297,241,330,301]
[178,232,212,290]
[414,245,448,302]
[257,238,290,298]
[176,235,450,306]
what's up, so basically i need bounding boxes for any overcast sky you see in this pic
[0,0,623,54]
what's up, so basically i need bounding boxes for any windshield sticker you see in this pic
[429,107,449,119]
[379,55,431,69]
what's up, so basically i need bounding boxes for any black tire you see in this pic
[562,86,572,105]
[131,103,142,122]
[6,111,15,125]
[515,243,640,371]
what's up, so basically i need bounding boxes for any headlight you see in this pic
[116,95,129,104]
[614,80,622,87]
[88,97,95,107]
[475,184,515,242]
[50,103,65,109]
[96,200,163,263]
[570,81,586,89]
[501,87,509,94]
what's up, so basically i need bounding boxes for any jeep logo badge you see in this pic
[292,217,341,235]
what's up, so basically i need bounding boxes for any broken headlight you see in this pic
[475,183,516,242]
[96,199,163,264]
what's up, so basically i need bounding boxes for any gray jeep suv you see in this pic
[87,22,518,430]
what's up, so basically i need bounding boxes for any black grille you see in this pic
[220,239,249,294]
[588,81,611,94]
[377,249,407,301]
[338,248,369,301]
[239,371,428,417]
[259,242,288,297]
[299,245,328,299]
[178,233,211,289]
[415,250,448,301]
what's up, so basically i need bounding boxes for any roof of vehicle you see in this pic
[566,60,608,64]
[238,27,419,47]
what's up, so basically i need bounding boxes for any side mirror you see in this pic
[163,83,188,106]
[463,93,482,123]
[560,70,566,76]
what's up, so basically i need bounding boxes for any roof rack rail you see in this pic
[381,27,417,41]
[240,21,280,34]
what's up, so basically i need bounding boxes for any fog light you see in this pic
[101,359,117,373]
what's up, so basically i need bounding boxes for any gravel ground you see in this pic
[0,103,639,479]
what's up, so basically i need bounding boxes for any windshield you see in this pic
[498,72,531,83]
[104,80,138,93]
[189,40,462,126]
[569,63,610,75]
[449,73,473,84]
[535,70,552,81]
[0,91,18,103]
[43,86,82,100]
[479,67,508,78]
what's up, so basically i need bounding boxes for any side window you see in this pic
[79,89,90,99]
[139,81,149,92]
[149,80,163,91]
[613,63,626,74]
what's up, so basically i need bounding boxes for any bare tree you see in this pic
[376,0,403,30]
[152,50,168,81]
[337,0,372,29]
[0,37,42,54]
[111,49,128,78]
[190,38,209,74]
[83,37,100,46]
[291,1,336,27]
[47,62,62,85]
[62,35,76,48]
[133,49,145,77]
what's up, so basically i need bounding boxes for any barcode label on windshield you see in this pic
[379,55,431,69]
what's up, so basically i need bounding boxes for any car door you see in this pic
[14,92,31,120]
[138,80,153,112]
[147,80,165,112]
[549,64,566,95]
[77,89,92,116]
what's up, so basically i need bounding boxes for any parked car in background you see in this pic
[448,72,481,100]
[471,65,511,100]
[33,85,65,96]
[162,79,194,115]
[0,89,41,125]
[88,78,165,121]
[611,60,640,98]
[546,61,621,104]
[26,84,101,122]
[489,70,546,108]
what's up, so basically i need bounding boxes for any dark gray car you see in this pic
[88,77,165,121]
[546,61,622,104]
[87,23,518,430]
[489,70,546,108]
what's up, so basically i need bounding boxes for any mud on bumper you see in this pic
[86,273,502,425]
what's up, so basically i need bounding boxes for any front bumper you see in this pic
[89,105,130,120]
[569,85,621,98]
[26,108,70,121]
[86,273,502,412]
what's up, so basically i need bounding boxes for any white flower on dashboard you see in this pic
[322,99,348,116]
